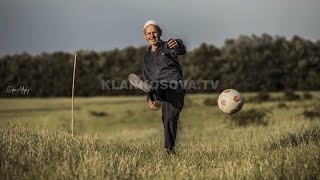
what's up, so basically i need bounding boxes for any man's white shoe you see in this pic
[128,74,151,93]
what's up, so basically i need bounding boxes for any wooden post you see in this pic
[71,53,77,136]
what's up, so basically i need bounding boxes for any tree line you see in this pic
[1,33,320,97]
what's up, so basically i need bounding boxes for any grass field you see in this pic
[0,92,320,179]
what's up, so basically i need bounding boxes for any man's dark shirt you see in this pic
[141,39,186,84]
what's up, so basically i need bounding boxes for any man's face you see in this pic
[144,25,161,46]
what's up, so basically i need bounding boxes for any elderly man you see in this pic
[129,20,186,154]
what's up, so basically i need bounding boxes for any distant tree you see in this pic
[1,34,320,97]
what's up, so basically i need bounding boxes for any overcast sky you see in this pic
[0,0,319,55]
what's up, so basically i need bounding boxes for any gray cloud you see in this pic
[1,0,319,55]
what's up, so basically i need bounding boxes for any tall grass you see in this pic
[0,93,320,179]
[1,124,319,179]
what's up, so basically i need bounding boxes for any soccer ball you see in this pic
[218,89,244,114]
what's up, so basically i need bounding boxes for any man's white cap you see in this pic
[143,20,159,30]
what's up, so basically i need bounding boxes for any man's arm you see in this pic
[167,38,186,55]
[175,39,186,55]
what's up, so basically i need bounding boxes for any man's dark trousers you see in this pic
[150,85,185,149]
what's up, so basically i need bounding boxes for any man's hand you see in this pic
[167,38,179,49]
[148,100,157,110]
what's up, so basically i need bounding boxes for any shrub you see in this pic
[283,90,301,101]
[89,111,108,117]
[302,104,320,120]
[303,92,313,100]
[203,97,217,106]
[247,91,270,102]
[256,90,270,101]
[303,110,320,120]
[278,102,288,109]
[229,109,269,126]
[268,126,320,149]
